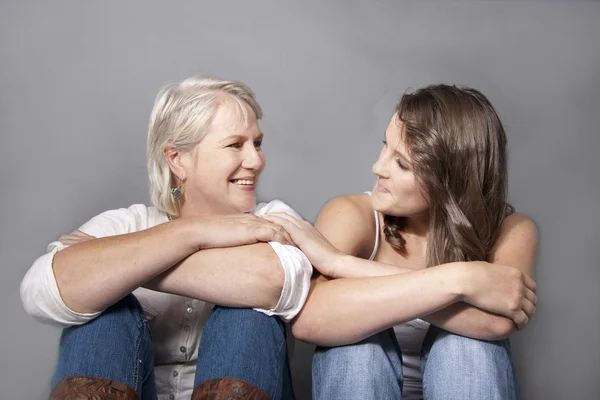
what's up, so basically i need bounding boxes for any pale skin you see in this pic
[263,114,538,347]
[53,99,294,314]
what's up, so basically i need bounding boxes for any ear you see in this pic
[163,145,187,183]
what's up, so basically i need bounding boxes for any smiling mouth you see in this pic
[230,179,255,186]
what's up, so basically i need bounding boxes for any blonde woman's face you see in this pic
[371,113,429,218]
[181,100,265,215]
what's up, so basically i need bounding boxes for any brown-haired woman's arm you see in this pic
[267,196,536,346]
[421,212,538,340]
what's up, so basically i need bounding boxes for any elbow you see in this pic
[290,310,334,346]
[488,317,515,341]
[20,273,38,319]
[291,316,313,343]
[264,261,285,308]
[19,272,62,326]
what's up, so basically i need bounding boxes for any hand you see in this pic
[459,261,537,330]
[261,212,343,277]
[191,214,294,250]
[59,230,97,246]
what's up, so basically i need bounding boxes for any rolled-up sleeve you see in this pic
[20,241,101,327]
[253,241,313,322]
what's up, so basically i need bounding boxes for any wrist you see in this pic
[329,253,348,279]
[175,217,206,252]
[445,261,471,301]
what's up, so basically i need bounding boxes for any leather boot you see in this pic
[191,378,271,400]
[49,376,139,399]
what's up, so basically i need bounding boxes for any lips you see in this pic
[375,180,389,193]
[230,176,256,185]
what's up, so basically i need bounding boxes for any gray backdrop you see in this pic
[2,1,599,399]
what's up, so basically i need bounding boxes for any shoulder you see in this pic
[253,199,303,220]
[317,194,374,224]
[497,212,539,244]
[488,211,539,270]
[316,194,377,258]
[78,204,167,237]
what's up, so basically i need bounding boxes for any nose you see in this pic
[242,145,265,171]
[372,148,389,178]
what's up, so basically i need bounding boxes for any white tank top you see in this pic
[367,193,429,399]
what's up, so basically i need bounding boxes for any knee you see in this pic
[423,330,513,379]
[61,294,146,340]
[313,331,402,386]
[208,307,284,333]
[422,331,518,399]
[426,330,510,364]
[201,307,286,353]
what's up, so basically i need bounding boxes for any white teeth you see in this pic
[233,179,254,185]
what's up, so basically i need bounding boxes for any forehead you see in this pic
[207,99,260,140]
[385,113,408,149]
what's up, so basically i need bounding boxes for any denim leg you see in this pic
[312,329,404,400]
[421,326,520,400]
[194,307,292,400]
[51,294,157,400]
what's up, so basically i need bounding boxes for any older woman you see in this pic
[20,75,312,400]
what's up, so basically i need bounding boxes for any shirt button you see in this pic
[179,346,186,353]
[169,394,175,400]
[186,306,193,314]
[183,325,191,332]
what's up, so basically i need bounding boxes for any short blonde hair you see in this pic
[147,75,263,217]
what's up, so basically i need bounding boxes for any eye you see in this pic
[396,158,409,170]
[382,140,387,147]
[254,139,263,148]
[227,143,243,149]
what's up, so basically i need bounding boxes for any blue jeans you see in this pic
[51,294,293,400]
[312,326,520,400]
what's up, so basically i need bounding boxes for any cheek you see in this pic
[390,175,416,197]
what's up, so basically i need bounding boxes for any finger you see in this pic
[269,224,295,245]
[262,215,299,233]
[271,231,295,246]
[265,212,304,227]
[253,225,293,246]
[522,274,536,293]
[69,230,93,238]
[59,234,90,244]
[512,311,529,330]
[524,287,537,306]
[252,219,294,245]
[279,228,295,246]
[522,298,536,320]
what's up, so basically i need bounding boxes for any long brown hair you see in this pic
[383,84,513,266]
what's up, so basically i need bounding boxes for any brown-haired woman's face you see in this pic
[371,113,429,218]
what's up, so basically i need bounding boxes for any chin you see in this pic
[236,200,257,214]
[370,195,391,214]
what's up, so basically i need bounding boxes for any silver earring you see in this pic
[171,186,182,201]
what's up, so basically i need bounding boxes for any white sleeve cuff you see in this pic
[20,243,102,327]
[253,242,313,322]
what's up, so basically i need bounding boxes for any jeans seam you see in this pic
[131,300,148,394]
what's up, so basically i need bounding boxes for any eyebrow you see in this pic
[220,132,264,143]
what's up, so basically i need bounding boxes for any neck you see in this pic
[403,213,430,238]
[177,200,243,219]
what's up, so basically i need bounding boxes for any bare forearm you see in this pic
[423,303,515,340]
[332,254,413,278]
[53,219,197,313]
[145,243,284,309]
[334,255,513,340]
[292,264,464,346]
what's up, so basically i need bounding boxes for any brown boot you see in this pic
[191,378,271,400]
[49,376,139,399]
